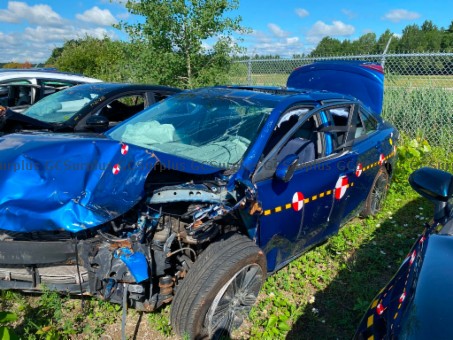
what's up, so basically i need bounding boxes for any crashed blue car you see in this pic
[355,167,453,340]
[0,61,397,338]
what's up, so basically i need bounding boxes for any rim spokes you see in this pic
[206,264,263,338]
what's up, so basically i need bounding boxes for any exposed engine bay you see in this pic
[0,168,260,311]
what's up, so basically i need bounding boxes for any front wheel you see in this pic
[362,168,389,217]
[170,233,266,339]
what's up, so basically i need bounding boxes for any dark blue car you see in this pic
[355,167,453,340]
[0,61,397,338]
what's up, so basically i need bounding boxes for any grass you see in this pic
[1,140,451,339]
[0,182,429,339]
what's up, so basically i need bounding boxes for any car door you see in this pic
[74,92,148,132]
[253,103,358,272]
[0,79,37,109]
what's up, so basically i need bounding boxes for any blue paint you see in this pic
[287,60,384,114]
[0,132,220,233]
[114,247,149,283]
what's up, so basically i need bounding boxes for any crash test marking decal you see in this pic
[121,144,129,155]
[263,147,399,215]
[335,175,349,200]
[292,192,305,211]
[356,163,363,177]
[112,164,121,175]
[361,149,397,172]
[263,182,355,216]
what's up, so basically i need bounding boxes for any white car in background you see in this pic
[0,68,101,112]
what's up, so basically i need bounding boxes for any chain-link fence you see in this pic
[228,53,453,151]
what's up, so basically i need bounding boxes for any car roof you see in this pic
[0,69,101,83]
[70,82,181,93]
[198,85,356,104]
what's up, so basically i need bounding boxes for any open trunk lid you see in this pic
[287,60,384,114]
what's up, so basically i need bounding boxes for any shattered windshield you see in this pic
[21,86,104,123]
[107,90,276,167]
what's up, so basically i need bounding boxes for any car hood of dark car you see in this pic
[398,233,453,339]
[0,132,221,233]
[356,230,453,339]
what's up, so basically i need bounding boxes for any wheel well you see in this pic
[385,162,393,178]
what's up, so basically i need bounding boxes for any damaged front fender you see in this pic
[0,133,158,233]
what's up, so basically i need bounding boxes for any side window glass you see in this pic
[276,115,319,166]
[100,94,145,124]
[41,81,75,97]
[360,109,378,134]
[0,80,32,106]
[262,107,310,156]
[328,106,352,147]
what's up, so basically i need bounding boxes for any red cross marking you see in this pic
[121,144,129,155]
[356,163,363,177]
[112,164,121,175]
[335,175,349,200]
[292,192,305,211]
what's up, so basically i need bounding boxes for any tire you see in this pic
[170,233,267,339]
[362,167,389,217]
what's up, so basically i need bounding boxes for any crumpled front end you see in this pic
[0,133,262,311]
[0,133,157,233]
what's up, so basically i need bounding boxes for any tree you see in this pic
[2,61,32,69]
[375,29,399,53]
[47,37,131,82]
[117,0,247,88]
[310,37,343,56]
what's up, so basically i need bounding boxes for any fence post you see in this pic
[247,56,252,85]
[381,36,393,69]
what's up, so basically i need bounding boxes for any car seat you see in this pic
[276,137,316,164]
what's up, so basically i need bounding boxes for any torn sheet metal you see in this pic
[148,183,227,204]
[114,247,149,283]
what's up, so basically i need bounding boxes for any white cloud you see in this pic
[306,20,355,43]
[0,32,17,45]
[267,23,288,38]
[116,12,130,20]
[24,25,116,43]
[295,8,309,18]
[242,29,304,57]
[382,9,420,23]
[76,6,117,26]
[0,1,63,26]
[341,9,356,19]
[286,37,299,45]
[0,25,118,63]
[0,2,120,63]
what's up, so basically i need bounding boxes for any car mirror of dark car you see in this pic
[409,167,453,220]
[275,154,299,183]
[86,115,109,130]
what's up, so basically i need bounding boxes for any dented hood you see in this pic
[0,133,220,233]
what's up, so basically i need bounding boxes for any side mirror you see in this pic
[409,167,453,221]
[409,167,453,202]
[275,154,298,182]
[86,115,109,130]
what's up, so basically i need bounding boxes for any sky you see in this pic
[0,0,452,63]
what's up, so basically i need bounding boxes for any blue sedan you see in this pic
[0,61,397,338]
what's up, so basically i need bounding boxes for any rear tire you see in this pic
[362,168,389,217]
[170,233,266,339]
